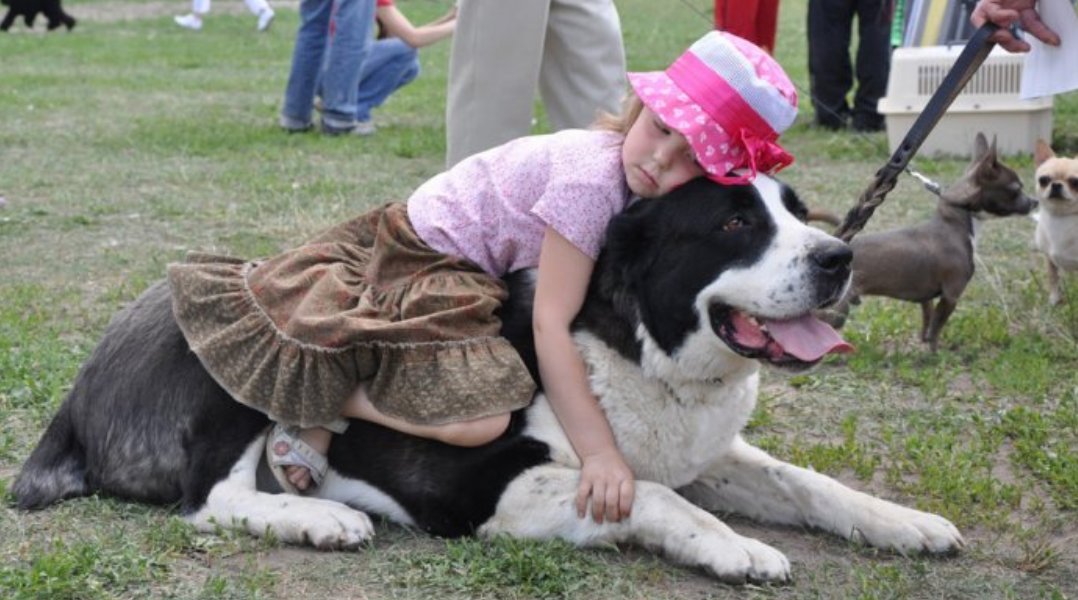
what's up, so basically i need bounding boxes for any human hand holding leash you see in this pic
[971,0,1061,52]
[577,446,635,523]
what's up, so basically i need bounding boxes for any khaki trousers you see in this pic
[445,0,626,167]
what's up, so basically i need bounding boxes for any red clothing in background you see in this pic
[713,0,779,54]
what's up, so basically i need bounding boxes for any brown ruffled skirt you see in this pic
[167,202,536,428]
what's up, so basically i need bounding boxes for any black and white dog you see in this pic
[13,176,963,584]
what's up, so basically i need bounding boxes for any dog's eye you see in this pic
[722,216,746,232]
[1069,177,1078,190]
[1038,176,1052,188]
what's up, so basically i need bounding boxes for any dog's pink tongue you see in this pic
[764,314,853,362]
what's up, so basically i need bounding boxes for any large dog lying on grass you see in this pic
[13,176,963,584]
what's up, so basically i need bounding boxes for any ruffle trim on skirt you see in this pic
[167,252,536,428]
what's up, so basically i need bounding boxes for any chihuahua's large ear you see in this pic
[972,133,1000,178]
[1034,139,1056,166]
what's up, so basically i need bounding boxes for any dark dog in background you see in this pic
[1,0,76,31]
[822,133,1036,351]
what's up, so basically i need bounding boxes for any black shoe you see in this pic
[813,107,849,130]
[852,113,885,132]
[814,117,848,131]
[278,114,313,133]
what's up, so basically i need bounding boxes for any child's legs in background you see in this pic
[244,0,270,16]
[192,0,210,14]
[281,0,343,124]
[355,38,420,122]
[319,0,376,127]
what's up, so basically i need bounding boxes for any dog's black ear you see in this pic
[595,200,657,311]
[777,180,808,222]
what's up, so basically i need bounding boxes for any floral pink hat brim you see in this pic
[628,31,798,184]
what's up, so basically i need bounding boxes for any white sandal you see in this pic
[266,424,328,494]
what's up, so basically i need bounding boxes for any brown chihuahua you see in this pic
[825,133,1036,351]
[1032,139,1078,305]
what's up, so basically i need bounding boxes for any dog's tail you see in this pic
[12,402,90,510]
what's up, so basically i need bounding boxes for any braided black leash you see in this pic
[832,23,999,242]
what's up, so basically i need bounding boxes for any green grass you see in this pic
[1,0,1076,598]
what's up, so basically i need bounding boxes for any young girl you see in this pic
[167,31,798,523]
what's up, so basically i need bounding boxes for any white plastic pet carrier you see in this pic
[877,45,1053,157]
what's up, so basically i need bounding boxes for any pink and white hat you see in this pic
[628,31,798,184]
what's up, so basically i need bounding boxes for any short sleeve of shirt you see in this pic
[530,133,629,260]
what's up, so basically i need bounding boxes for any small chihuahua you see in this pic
[825,133,1036,352]
[1033,139,1078,305]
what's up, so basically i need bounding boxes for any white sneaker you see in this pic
[174,14,203,30]
[257,8,275,32]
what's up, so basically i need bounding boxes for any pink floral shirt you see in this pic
[407,129,631,276]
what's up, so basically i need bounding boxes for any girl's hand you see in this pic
[576,448,635,523]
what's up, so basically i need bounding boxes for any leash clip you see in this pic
[905,167,941,196]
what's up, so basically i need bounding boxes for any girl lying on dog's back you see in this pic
[166,31,798,525]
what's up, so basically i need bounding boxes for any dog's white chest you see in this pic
[523,333,758,489]
[1036,213,1078,271]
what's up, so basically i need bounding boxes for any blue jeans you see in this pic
[355,37,420,123]
[281,0,375,129]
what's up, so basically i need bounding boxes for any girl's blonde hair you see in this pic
[592,92,644,135]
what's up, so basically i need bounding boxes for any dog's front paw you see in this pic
[281,498,376,550]
[191,492,376,550]
[851,502,964,555]
[700,533,791,584]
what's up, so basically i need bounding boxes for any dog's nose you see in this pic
[811,242,853,275]
[1050,182,1064,197]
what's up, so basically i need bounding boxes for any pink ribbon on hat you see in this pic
[712,129,795,185]
[667,50,794,184]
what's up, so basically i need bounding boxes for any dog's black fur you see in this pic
[13,274,560,536]
[1,0,75,31]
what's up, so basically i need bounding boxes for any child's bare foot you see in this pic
[266,425,331,493]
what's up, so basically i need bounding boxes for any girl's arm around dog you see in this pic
[533,226,635,524]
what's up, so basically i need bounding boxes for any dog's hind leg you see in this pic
[682,437,964,555]
[478,465,791,584]
[919,300,934,343]
[185,436,375,550]
[12,404,90,510]
[1046,258,1063,305]
[925,295,958,352]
